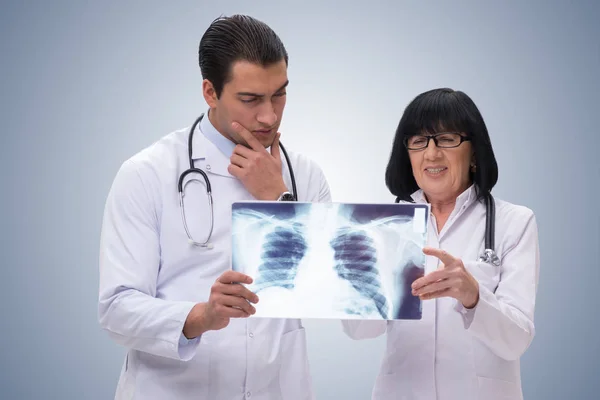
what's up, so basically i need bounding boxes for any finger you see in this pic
[232,144,256,159]
[227,164,243,179]
[419,288,452,301]
[215,303,251,319]
[225,309,250,318]
[411,269,449,290]
[413,277,456,296]
[218,270,253,285]
[232,122,266,152]
[219,295,257,315]
[270,132,281,162]
[230,153,250,169]
[214,281,259,304]
[422,246,457,266]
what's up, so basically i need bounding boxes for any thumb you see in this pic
[270,132,282,162]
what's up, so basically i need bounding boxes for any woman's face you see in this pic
[407,133,474,203]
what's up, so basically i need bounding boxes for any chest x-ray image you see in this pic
[231,201,429,320]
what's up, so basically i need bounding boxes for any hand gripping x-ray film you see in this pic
[231,201,430,320]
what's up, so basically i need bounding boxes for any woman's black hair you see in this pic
[385,88,498,202]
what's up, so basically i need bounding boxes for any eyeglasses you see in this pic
[404,132,471,150]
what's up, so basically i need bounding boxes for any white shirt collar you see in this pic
[411,184,477,211]
[192,109,236,160]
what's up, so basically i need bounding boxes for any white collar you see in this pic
[411,184,477,211]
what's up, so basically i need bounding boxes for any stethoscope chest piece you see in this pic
[478,248,500,267]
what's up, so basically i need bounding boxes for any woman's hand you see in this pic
[411,247,480,309]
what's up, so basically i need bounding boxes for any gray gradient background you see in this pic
[1,1,599,399]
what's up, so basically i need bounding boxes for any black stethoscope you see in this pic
[478,194,500,266]
[396,193,500,267]
[177,113,297,248]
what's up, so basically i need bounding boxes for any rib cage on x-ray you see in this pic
[252,223,308,292]
[329,227,389,318]
[231,202,428,320]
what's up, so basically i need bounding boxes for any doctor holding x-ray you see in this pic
[98,14,331,400]
[342,88,540,400]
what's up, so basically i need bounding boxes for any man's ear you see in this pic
[202,79,218,108]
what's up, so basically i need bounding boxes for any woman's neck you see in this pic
[425,195,457,233]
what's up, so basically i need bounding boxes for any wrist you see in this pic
[183,303,208,339]
[462,287,480,309]
[266,183,289,201]
[463,296,478,309]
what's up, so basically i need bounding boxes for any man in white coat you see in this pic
[98,14,331,400]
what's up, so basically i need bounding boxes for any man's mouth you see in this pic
[253,129,272,136]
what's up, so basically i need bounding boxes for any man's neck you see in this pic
[207,108,232,142]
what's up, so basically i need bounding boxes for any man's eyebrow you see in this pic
[276,80,289,93]
[236,80,289,97]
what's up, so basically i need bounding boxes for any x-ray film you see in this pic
[231,201,429,320]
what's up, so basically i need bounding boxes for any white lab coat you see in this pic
[98,113,331,400]
[342,185,540,400]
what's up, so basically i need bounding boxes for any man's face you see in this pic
[203,59,288,148]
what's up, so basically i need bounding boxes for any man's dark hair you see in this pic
[199,15,289,97]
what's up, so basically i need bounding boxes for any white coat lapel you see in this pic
[204,136,235,178]
[191,128,234,178]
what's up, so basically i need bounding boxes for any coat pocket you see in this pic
[464,260,501,293]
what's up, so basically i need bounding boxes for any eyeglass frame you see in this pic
[403,132,472,150]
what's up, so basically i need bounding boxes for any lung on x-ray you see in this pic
[231,201,429,320]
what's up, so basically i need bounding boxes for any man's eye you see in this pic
[241,98,256,103]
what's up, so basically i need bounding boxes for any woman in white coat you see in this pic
[342,88,540,400]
